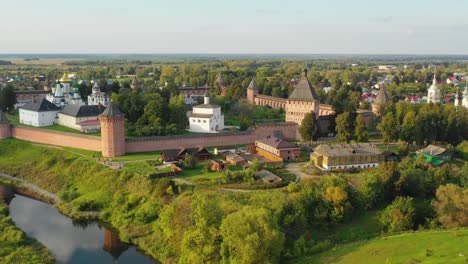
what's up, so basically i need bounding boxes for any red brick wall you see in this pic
[0,124,11,139]
[11,126,102,151]
[126,122,298,153]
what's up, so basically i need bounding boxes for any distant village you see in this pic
[0,63,465,174]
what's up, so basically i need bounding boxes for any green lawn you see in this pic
[295,229,468,264]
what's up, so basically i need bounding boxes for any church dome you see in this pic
[60,73,71,83]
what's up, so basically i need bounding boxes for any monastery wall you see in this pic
[11,126,102,152]
[126,122,297,153]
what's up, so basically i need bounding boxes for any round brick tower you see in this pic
[0,110,11,140]
[99,102,125,158]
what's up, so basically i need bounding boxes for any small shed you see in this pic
[256,170,283,184]
[226,154,246,166]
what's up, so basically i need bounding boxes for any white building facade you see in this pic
[188,93,224,133]
[19,99,60,127]
[87,82,110,106]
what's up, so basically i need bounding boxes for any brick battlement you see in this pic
[126,122,297,153]
[2,121,297,156]
[11,125,102,151]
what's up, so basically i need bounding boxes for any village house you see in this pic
[19,98,60,127]
[161,147,211,163]
[57,104,105,133]
[225,153,247,166]
[311,143,384,171]
[416,144,452,161]
[255,135,301,161]
[188,90,224,133]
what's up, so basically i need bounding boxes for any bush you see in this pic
[379,196,415,232]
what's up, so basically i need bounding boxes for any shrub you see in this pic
[379,196,415,232]
[432,184,468,228]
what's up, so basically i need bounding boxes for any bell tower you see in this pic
[99,102,126,157]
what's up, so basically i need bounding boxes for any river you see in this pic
[0,184,156,264]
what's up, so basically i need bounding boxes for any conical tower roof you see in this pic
[215,72,225,86]
[99,102,124,118]
[288,68,319,101]
[248,77,258,90]
[374,87,390,105]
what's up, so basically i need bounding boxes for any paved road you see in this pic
[285,162,321,183]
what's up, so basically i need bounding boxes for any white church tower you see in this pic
[427,72,441,104]
[462,82,468,108]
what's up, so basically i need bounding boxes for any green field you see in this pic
[296,229,468,264]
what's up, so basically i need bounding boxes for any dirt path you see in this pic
[0,173,60,203]
[285,162,322,183]
[172,177,254,193]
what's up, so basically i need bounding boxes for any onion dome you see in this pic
[59,73,71,83]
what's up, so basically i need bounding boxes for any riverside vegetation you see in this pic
[0,199,54,263]
[0,138,467,263]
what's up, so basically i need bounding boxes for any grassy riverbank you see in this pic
[0,138,466,264]
[0,200,54,264]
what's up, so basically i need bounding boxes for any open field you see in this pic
[295,229,468,264]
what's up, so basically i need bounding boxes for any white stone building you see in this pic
[87,82,110,106]
[462,83,468,108]
[188,91,224,133]
[427,74,441,104]
[57,104,105,132]
[19,98,60,127]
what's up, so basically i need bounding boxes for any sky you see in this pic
[1,0,468,54]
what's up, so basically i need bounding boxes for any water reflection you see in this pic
[2,187,155,264]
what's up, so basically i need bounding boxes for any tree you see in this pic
[220,207,285,264]
[179,194,223,264]
[354,114,368,142]
[378,112,399,148]
[401,110,417,144]
[181,153,196,169]
[379,196,415,232]
[335,112,353,143]
[324,186,353,222]
[0,84,16,112]
[239,114,253,131]
[432,184,468,228]
[168,95,187,132]
[299,112,318,142]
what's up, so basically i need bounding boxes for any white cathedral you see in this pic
[46,73,85,107]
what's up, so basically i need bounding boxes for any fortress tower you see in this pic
[247,77,259,104]
[285,68,320,124]
[0,110,11,139]
[372,87,389,116]
[99,102,126,157]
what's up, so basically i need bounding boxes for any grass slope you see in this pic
[296,229,468,264]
